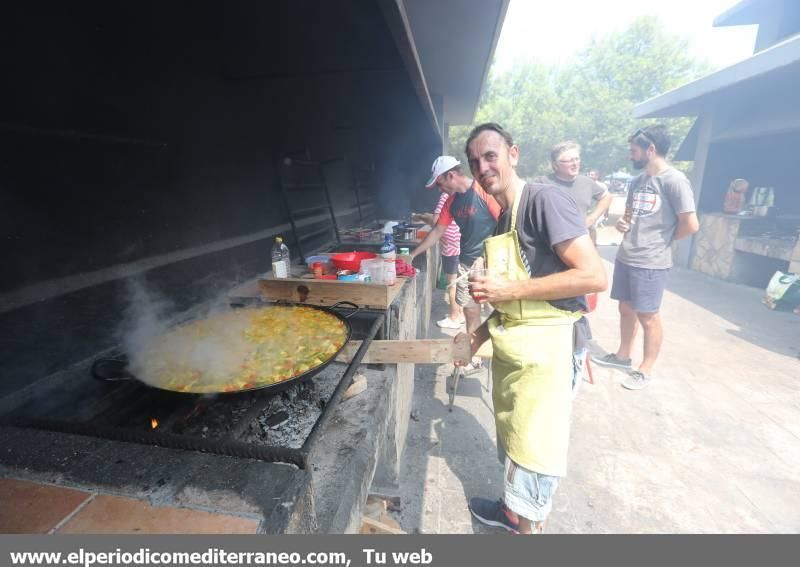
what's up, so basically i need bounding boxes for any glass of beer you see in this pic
[468,267,488,302]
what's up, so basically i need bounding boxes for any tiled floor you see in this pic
[0,478,91,534]
[0,478,259,534]
[57,494,259,534]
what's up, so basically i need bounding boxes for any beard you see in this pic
[479,173,501,193]
[632,158,648,170]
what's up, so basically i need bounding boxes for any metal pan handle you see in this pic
[91,356,135,382]
[330,301,360,319]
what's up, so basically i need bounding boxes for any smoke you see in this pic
[118,277,250,391]
[119,278,176,361]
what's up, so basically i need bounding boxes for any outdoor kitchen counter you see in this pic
[228,261,434,532]
[0,263,433,533]
[325,239,438,340]
[0,348,409,534]
[692,212,800,283]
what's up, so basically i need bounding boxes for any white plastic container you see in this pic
[271,236,290,278]
[361,258,386,284]
[383,259,396,285]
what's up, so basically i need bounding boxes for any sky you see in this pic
[492,0,758,73]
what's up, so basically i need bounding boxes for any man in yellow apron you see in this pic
[460,123,607,534]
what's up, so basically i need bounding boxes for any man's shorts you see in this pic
[496,349,585,522]
[610,259,669,313]
[441,254,459,275]
[454,262,478,308]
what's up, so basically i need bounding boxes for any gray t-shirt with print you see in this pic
[617,167,696,269]
[532,174,607,218]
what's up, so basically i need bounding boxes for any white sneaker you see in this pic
[436,317,465,329]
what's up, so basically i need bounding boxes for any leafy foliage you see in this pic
[449,16,711,179]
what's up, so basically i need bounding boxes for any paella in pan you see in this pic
[130,305,349,394]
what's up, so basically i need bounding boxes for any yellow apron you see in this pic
[484,185,580,477]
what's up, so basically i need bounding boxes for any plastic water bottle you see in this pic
[380,233,396,261]
[271,236,290,278]
[380,234,396,285]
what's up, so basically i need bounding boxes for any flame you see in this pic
[150,418,158,429]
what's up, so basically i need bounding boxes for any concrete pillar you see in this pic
[679,109,715,268]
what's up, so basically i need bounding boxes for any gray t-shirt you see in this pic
[495,183,592,350]
[617,167,696,269]
[532,174,607,218]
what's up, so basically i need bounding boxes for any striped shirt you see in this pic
[434,192,461,257]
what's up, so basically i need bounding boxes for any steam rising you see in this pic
[119,278,249,390]
[117,279,336,393]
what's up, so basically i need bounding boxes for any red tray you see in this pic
[329,251,377,272]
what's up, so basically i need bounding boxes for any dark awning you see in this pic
[382,0,510,133]
[713,0,766,27]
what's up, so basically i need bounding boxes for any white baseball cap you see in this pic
[425,156,461,188]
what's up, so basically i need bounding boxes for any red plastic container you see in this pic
[585,292,598,313]
[329,251,377,272]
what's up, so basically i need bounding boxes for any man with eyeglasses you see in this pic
[592,125,699,390]
[534,142,612,245]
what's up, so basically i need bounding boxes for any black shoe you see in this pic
[469,497,519,534]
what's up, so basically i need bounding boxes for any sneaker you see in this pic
[469,497,519,534]
[591,353,632,370]
[436,317,465,329]
[622,370,651,390]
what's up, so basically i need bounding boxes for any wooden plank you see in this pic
[342,374,368,401]
[359,516,405,535]
[336,339,471,364]
[258,277,405,309]
[368,493,401,512]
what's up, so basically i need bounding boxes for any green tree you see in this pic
[449,16,711,179]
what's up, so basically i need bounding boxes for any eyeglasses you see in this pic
[557,157,580,165]
[632,128,656,147]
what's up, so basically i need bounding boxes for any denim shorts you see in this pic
[496,348,586,522]
[441,254,459,275]
[610,259,669,313]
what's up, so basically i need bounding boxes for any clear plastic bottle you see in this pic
[271,236,290,278]
[380,233,396,261]
[380,234,396,285]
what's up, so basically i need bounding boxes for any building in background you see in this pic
[633,0,800,286]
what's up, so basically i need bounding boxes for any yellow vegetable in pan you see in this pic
[132,306,348,394]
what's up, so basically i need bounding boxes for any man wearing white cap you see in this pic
[411,192,463,329]
[410,156,501,369]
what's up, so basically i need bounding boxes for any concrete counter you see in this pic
[0,259,435,533]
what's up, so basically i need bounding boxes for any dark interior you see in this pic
[0,0,443,397]
[700,130,800,218]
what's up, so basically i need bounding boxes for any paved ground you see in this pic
[398,215,800,533]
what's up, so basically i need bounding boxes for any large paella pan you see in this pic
[92,302,355,394]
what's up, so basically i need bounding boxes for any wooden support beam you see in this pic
[336,339,470,364]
